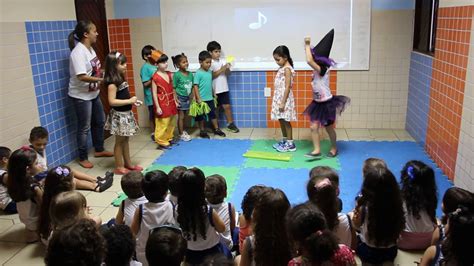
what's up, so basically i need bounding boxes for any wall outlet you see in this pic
[264,87,271,97]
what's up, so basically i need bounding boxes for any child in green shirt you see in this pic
[140,45,158,141]
[172,53,193,142]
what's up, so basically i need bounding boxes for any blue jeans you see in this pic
[70,96,106,160]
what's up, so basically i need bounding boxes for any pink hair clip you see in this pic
[20,145,31,152]
[315,230,323,236]
[314,178,331,189]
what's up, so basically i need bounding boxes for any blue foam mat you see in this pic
[154,139,252,167]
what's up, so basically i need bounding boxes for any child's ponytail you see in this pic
[305,229,339,263]
[172,53,186,69]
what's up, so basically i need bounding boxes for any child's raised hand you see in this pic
[304,36,311,45]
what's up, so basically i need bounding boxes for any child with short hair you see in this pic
[101,224,141,266]
[151,50,178,148]
[431,187,474,245]
[130,170,176,266]
[38,166,75,244]
[352,158,405,265]
[205,174,236,252]
[0,146,16,213]
[307,166,356,249]
[7,147,43,242]
[115,171,148,226]
[146,225,187,266]
[286,203,356,266]
[398,160,438,250]
[45,219,106,266]
[238,185,269,254]
[168,165,186,206]
[207,41,240,133]
[194,51,226,139]
[271,45,297,152]
[177,168,225,265]
[140,45,158,140]
[171,53,193,141]
[104,51,143,174]
[240,187,291,266]
[29,126,113,191]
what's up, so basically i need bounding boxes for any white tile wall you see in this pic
[0,22,40,149]
[337,10,414,129]
[129,17,164,127]
[455,17,474,192]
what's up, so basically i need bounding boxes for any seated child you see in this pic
[205,174,236,252]
[115,171,148,226]
[146,224,187,266]
[102,224,141,266]
[45,219,106,266]
[167,166,186,206]
[0,146,16,213]
[130,170,176,266]
[29,126,113,191]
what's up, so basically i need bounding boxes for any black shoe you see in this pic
[150,133,155,142]
[214,128,226,137]
[97,171,114,182]
[226,122,240,133]
[95,177,113,192]
[200,131,210,139]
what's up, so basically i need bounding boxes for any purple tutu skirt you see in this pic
[303,95,350,126]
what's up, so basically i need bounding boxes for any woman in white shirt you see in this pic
[68,20,113,169]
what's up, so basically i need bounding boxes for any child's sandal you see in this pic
[95,177,113,192]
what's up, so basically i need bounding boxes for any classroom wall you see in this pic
[0,0,78,167]
[406,3,473,185]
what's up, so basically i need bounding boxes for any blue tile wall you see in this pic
[25,21,79,167]
[406,52,433,145]
[220,71,268,128]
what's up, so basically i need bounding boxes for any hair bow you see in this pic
[20,145,31,152]
[55,166,70,176]
[407,166,415,181]
[314,178,331,189]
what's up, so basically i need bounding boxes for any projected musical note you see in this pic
[248,12,267,30]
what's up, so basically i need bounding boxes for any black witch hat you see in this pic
[312,29,334,61]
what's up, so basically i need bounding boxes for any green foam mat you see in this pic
[243,140,340,170]
[144,164,241,199]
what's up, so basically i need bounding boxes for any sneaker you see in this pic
[214,128,226,137]
[180,131,192,142]
[276,141,297,152]
[200,131,210,139]
[273,139,286,150]
[226,123,240,133]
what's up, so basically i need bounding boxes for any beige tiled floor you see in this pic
[0,128,420,265]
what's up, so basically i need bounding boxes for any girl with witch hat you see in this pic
[303,30,350,158]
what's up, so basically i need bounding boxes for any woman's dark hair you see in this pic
[358,158,405,247]
[146,226,187,266]
[142,170,169,203]
[171,53,187,69]
[400,160,438,224]
[241,185,269,221]
[205,174,227,204]
[273,45,294,67]
[6,148,37,202]
[177,168,208,241]
[286,203,339,263]
[141,45,156,60]
[68,20,95,50]
[45,219,106,266]
[441,187,474,224]
[104,50,127,87]
[441,207,474,265]
[307,166,340,230]
[102,225,136,266]
[38,166,75,239]
[253,187,291,266]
